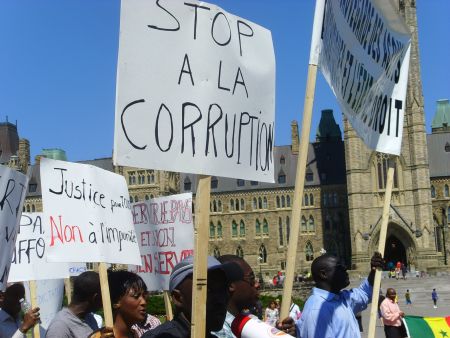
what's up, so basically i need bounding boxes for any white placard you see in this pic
[8,213,70,282]
[25,279,64,335]
[311,0,411,155]
[114,0,276,182]
[129,193,194,291]
[40,158,141,265]
[0,165,28,290]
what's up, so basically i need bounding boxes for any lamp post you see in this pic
[257,256,264,290]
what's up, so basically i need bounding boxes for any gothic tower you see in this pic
[344,0,440,271]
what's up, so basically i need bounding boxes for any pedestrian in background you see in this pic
[380,288,405,338]
[405,289,412,306]
[432,289,438,309]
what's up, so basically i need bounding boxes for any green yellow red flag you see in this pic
[404,315,450,338]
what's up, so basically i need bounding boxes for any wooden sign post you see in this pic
[367,158,396,338]
[64,278,72,305]
[190,176,211,338]
[163,291,173,321]
[280,64,318,319]
[99,262,113,328]
[29,280,40,338]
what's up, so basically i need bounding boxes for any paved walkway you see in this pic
[352,275,450,338]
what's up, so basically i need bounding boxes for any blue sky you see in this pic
[0,0,448,162]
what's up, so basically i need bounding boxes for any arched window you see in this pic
[259,244,267,263]
[263,219,269,234]
[134,196,139,202]
[304,194,309,206]
[230,199,235,211]
[232,221,238,237]
[184,177,191,191]
[218,200,222,212]
[308,216,315,232]
[236,246,244,258]
[286,195,291,207]
[129,196,134,203]
[26,205,30,212]
[31,205,35,212]
[240,198,245,211]
[431,186,436,198]
[310,193,314,205]
[239,220,246,237]
[255,219,261,235]
[253,198,257,209]
[213,200,217,212]
[263,197,267,209]
[213,247,220,258]
[145,195,149,200]
[286,216,290,244]
[209,222,216,239]
[301,216,307,233]
[150,194,154,199]
[448,207,450,223]
[445,185,450,198]
[258,197,263,209]
[376,154,398,189]
[276,196,280,208]
[305,242,314,261]
[217,222,223,238]
[281,196,286,208]
[278,218,283,246]
[235,199,240,211]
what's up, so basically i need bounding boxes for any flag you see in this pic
[404,315,450,338]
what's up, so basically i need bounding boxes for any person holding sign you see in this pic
[296,252,384,338]
[46,271,103,337]
[141,256,233,338]
[0,283,40,338]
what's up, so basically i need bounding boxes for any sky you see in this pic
[0,0,449,163]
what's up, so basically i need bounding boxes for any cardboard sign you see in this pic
[0,165,29,290]
[8,213,70,282]
[25,279,64,335]
[40,158,141,265]
[311,0,411,155]
[114,0,276,182]
[129,193,194,291]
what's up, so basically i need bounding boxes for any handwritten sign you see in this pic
[114,0,275,182]
[40,158,141,265]
[69,263,88,276]
[311,0,411,155]
[8,213,70,282]
[0,165,28,290]
[129,193,193,291]
[25,279,64,335]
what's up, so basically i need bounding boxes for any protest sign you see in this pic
[0,165,28,290]
[25,279,64,335]
[311,0,411,155]
[69,263,88,276]
[129,193,194,291]
[114,0,276,182]
[8,213,70,282]
[40,158,141,265]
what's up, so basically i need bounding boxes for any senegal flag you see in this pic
[404,315,450,337]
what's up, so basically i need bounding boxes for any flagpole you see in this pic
[280,0,324,320]
[367,157,396,338]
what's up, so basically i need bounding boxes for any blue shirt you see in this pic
[296,279,372,338]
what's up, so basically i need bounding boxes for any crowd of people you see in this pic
[0,252,443,338]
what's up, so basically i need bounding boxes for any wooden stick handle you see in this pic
[99,262,114,327]
[367,158,396,338]
[29,280,40,338]
[163,291,173,321]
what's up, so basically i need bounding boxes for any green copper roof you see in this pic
[41,148,67,161]
[431,99,450,130]
[316,109,341,142]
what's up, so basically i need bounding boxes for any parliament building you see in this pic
[2,0,449,278]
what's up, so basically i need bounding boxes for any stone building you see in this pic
[1,0,448,278]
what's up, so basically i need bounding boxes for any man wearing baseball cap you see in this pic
[142,255,242,338]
